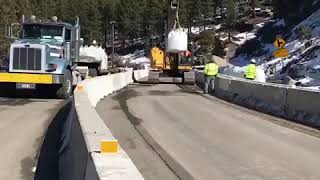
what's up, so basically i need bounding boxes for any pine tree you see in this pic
[0,0,256,57]
[0,0,19,56]
[250,0,257,18]
[225,0,236,42]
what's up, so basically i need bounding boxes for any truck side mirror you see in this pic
[5,23,21,40]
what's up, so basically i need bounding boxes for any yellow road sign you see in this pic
[274,48,289,58]
[274,38,286,49]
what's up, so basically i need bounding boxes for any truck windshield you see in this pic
[23,24,63,42]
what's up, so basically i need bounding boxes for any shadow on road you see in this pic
[113,88,143,126]
[33,101,72,180]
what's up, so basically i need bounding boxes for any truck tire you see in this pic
[88,67,98,77]
[56,70,73,99]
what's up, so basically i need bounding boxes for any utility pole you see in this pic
[104,18,107,49]
[110,21,117,61]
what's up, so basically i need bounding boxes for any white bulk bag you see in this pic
[167,28,188,53]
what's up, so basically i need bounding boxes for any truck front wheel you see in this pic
[56,70,73,99]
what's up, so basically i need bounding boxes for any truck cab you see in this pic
[1,16,81,99]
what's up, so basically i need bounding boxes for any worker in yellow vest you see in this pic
[204,59,219,94]
[244,59,257,80]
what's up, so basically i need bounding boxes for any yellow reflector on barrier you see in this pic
[0,73,53,84]
[76,84,84,92]
[101,140,119,153]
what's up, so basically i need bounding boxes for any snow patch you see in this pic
[256,22,265,28]
[284,40,304,53]
[233,32,256,45]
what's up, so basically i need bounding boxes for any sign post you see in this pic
[273,38,289,68]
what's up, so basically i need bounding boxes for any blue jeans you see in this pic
[204,75,215,94]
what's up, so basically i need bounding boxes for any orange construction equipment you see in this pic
[148,0,195,84]
[149,45,194,84]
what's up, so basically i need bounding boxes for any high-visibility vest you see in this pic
[245,64,257,80]
[205,63,219,76]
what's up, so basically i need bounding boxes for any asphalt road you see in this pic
[0,96,64,180]
[97,84,320,180]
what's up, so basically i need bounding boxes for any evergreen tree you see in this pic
[225,0,237,42]
[1,0,304,57]
[250,0,256,18]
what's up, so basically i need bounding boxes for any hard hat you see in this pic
[250,59,256,64]
[92,40,97,45]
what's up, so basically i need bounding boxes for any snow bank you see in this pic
[285,40,305,53]
[182,24,222,35]
[229,7,320,88]
[256,22,265,28]
[233,32,256,45]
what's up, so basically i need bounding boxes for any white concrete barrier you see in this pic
[195,70,205,89]
[215,75,288,116]
[286,87,320,126]
[133,70,149,82]
[195,71,320,128]
[73,70,148,180]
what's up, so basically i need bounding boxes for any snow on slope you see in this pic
[226,8,320,88]
[183,24,222,35]
[291,8,320,39]
[233,32,256,45]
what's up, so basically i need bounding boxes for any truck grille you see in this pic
[12,47,42,71]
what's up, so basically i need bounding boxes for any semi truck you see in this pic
[0,16,82,99]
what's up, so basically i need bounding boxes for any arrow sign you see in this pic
[274,38,286,49]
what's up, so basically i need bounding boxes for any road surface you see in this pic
[0,96,64,180]
[97,84,320,180]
